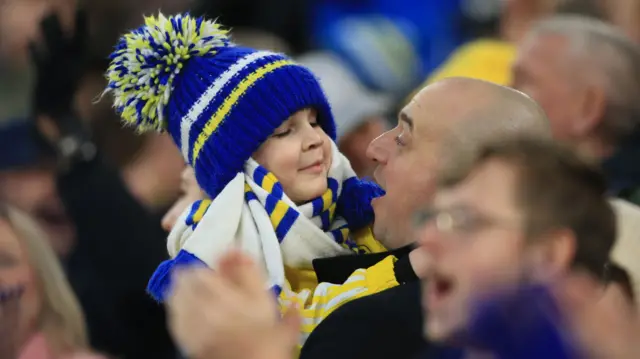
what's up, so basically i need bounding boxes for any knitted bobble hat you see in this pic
[104,13,336,198]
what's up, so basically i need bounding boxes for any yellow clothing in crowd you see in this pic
[407,39,516,103]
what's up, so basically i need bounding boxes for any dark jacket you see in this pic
[301,281,428,359]
[302,246,429,359]
[60,157,176,359]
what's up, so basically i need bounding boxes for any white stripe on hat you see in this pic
[180,51,277,162]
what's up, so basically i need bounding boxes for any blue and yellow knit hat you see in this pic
[104,13,336,198]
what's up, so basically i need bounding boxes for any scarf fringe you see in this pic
[148,250,205,301]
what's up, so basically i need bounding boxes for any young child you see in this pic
[104,13,400,343]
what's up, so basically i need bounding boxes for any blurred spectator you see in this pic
[311,0,465,92]
[231,28,293,54]
[0,10,178,358]
[192,0,308,54]
[511,15,640,305]
[297,52,392,177]
[413,135,617,358]
[0,122,74,256]
[417,0,560,91]
[316,15,423,96]
[512,16,640,203]
[0,0,75,66]
[0,204,106,359]
[558,0,640,42]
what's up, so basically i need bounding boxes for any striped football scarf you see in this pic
[149,142,364,301]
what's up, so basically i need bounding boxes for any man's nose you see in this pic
[366,132,390,165]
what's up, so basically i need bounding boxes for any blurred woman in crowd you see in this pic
[0,203,106,359]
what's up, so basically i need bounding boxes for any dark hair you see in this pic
[439,136,616,280]
[606,262,636,305]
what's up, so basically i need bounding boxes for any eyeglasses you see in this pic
[413,206,520,237]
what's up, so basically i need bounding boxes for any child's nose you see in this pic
[303,130,324,150]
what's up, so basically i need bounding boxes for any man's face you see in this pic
[416,159,531,342]
[366,88,450,249]
[0,167,75,256]
[512,33,586,143]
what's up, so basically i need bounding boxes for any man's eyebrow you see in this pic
[400,112,414,132]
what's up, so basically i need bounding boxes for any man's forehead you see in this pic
[403,84,482,136]
[435,159,519,211]
[517,32,571,65]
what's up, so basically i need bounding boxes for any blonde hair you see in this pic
[0,204,89,355]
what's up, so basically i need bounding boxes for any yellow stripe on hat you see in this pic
[191,59,295,165]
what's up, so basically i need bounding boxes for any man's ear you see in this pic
[571,83,606,137]
[526,229,576,282]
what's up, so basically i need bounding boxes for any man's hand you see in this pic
[408,246,430,279]
[30,9,87,119]
[167,251,300,359]
[29,9,92,157]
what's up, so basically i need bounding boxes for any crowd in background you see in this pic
[0,0,639,358]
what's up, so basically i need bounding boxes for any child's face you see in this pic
[254,108,332,203]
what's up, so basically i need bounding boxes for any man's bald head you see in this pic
[366,77,552,248]
[411,77,551,144]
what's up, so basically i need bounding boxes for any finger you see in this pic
[28,41,45,67]
[73,8,89,51]
[280,303,302,349]
[168,271,229,329]
[220,250,267,295]
[40,12,66,52]
[217,250,246,280]
[172,267,219,301]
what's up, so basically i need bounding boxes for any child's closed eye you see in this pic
[272,129,291,138]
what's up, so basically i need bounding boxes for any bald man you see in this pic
[300,78,552,359]
[164,78,553,359]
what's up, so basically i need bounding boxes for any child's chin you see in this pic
[298,185,329,202]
